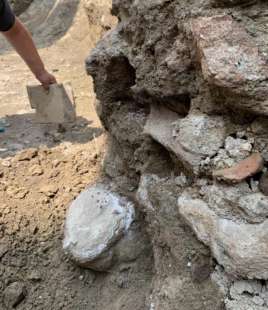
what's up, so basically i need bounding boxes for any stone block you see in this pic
[191,15,268,115]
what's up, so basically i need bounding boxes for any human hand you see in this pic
[36,69,57,90]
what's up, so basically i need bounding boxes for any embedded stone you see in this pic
[178,192,268,279]
[238,193,268,220]
[178,113,226,157]
[225,136,252,161]
[144,104,202,173]
[191,15,268,115]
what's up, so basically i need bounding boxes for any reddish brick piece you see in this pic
[213,152,263,183]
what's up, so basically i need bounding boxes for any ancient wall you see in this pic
[86,1,268,309]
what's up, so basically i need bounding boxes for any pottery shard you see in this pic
[178,193,268,279]
[213,152,263,183]
[191,15,268,115]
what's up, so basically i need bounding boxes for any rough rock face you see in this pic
[87,0,268,308]
[192,15,268,116]
[178,191,268,279]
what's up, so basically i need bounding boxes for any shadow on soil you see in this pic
[0,113,104,159]
[0,0,80,54]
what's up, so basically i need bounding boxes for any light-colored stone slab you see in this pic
[178,192,268,279]
[144,105,226,174]
[27,83,76,123]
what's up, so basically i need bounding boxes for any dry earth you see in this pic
[0,1,151,309]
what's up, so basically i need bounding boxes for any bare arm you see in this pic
[2,17,56,89]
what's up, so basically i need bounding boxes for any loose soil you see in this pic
[0,1,152,309]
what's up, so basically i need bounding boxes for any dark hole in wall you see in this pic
[227,107,256,125]
[132,87,191,117]
[164,94,191,117]
[252,171,264,181]
[140,139,178,177]
[106,56,136,101]
[211,0,257,8]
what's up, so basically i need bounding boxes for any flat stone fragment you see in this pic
[27,83,76,124]
[225,136,252,161]
[178,193,268,279]
[63,184,135,270]
[213,152,263,183]
[238,193,268,220]
[191,15,268,115]
[225,299,266,310]
[144,105,226,174]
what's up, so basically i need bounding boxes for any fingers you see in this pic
[38,72,57,91]
[49,75,57,84]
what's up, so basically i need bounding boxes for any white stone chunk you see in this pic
[63,184,135,270]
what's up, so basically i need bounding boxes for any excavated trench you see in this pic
[0,1,152,309]
[2,0,268,310]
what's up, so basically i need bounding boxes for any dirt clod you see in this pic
[4,282,27,308]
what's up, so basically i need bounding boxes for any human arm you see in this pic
[0,0,56,89]
[2,17,57,89]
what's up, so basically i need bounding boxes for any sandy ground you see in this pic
[0,1,120,309]
[0,2,152,309]
[0,0,152,310]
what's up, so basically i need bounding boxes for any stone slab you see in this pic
[27,83,76,124]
